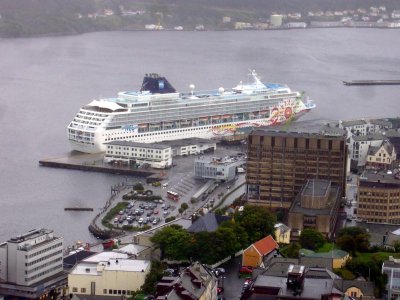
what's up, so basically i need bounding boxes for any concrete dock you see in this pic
[39,152,155,177]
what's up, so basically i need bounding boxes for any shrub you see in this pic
[133,182,144,191]
[165,216,176,223]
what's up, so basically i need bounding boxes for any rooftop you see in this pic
[7,228,54,243]
[302,179,331,197]
[83,251,129,263]
[252,276,342,299]
[299,249,349,259]
[187,212,231,233]
[290,184,341,216]
[251,128,346,140]
[252,235,279,256]
[71,258,150,275]
[340,119,367,127]
[359,170,400,186]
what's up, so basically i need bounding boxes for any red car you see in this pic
[153,210,159,215]
[239,266,253,274]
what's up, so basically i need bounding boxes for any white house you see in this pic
[366,140,397,170]
[349,134,386,166]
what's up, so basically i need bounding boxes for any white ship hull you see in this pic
[69,106,314,154]
[67,71,316,154]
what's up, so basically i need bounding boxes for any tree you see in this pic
[180,202,189,210]
[336,226,370,253]
[220,220,249,250]
[151,225,193,260]
[281,242,301,258]
[299,228,325,251]
[234,205,276,244]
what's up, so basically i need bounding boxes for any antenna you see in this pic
[189,84,195,96]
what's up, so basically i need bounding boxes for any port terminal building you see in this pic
[194,156,244,182]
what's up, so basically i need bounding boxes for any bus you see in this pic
[167,191,179,201]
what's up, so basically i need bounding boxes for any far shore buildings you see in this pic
[246,128,347,208]
[0,228,66,299]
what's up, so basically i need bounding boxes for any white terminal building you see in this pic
[0,228,65,298]
[194,156,244,182]
[68,252,151,297]
[104,141,172,169]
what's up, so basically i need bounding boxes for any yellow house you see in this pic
[274,223,291,244]
[299,249,351,269]
[242,235,279,268]
[68,252,151,297]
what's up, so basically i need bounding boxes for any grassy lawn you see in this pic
[355,252,400,263]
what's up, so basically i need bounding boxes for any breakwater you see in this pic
[343,80,400,86]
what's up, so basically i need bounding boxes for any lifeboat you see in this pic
[138,123,148,128]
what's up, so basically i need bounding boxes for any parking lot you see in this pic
[98,143,245,231]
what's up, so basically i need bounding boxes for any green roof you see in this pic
[300,249,349,259]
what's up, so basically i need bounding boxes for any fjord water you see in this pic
[0,29,399,245]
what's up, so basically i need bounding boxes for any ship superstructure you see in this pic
[67,71,316,153]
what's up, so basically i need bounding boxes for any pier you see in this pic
[343,80,400,86]
[39,153,155,177]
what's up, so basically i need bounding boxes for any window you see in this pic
[104,289,107,294]
[72,288,78,293]
[81,288,86,293]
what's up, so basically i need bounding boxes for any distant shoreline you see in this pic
[1,25,399,39]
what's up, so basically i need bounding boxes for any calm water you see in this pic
[0,29,399,245]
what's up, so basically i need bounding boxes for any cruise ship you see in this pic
[67,70,316,153]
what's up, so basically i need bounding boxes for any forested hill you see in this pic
[1,0,400,37]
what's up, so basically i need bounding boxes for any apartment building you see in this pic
[0,228,65,299]
[357,171,400,224]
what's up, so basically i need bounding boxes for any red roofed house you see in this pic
[242,235,279,268]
